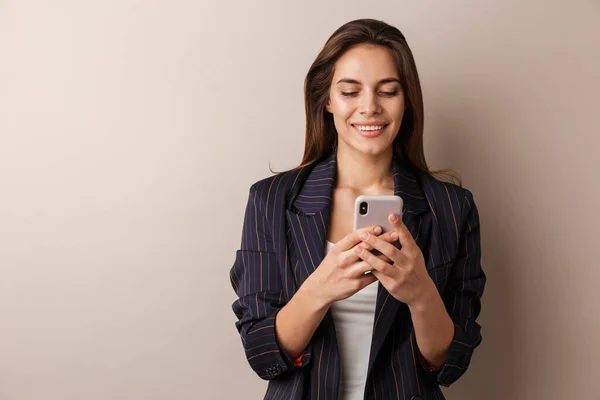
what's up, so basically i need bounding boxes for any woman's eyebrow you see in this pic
[335,78,401,85]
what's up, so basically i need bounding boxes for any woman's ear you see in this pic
[325,99,332,113]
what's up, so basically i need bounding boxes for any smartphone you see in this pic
[353,195,403,258]
[353,195,403,232]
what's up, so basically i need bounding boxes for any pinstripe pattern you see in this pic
[230,150,486,400]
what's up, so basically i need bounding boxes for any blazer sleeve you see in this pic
[416,188,487,387]
[229,184,311,380]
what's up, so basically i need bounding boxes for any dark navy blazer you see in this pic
[230,150,486,400]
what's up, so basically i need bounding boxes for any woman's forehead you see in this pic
[333,45,399,83]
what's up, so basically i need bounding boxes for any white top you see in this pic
[327,241,378,400]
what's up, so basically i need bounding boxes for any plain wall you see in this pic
[1,1,599,399]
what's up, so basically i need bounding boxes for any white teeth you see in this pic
[355,125,385,131]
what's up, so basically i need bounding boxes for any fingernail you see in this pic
[355,246,363,255]
[360,232,369,240]
[390,232,398,240]
[373,226,382,234]
[390,213,398,222]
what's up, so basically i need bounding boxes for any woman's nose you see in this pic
[359,91,381,115]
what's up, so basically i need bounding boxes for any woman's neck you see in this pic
[335,146,394,195]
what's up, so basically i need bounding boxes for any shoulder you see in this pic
[246,167,308,212]
[418,171,478,222]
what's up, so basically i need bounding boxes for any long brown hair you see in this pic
[272,18,461,186]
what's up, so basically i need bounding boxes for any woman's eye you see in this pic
[341,91,398,97]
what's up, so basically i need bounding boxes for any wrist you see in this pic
[408,281,439,313]
[299,276,332,312]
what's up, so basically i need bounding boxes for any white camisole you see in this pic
[326,241,378,400]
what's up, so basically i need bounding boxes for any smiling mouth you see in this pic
[352,124,388,131]
[351,124,389,137]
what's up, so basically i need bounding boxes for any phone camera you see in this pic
[359,201,368,215]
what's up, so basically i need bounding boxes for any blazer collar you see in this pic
[290,148,429,216]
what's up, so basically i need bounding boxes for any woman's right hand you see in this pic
[305,226,396,308]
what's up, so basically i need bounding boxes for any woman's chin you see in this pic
[338,134,394,157]
[353,141,391,157]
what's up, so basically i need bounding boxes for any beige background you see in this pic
[1,1,599,399]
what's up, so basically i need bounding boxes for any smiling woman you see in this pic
[229,18,486,400]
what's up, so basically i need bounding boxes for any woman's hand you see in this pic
[354,213,436,307]
[304,226,396,308]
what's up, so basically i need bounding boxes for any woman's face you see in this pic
[326,44,406,157]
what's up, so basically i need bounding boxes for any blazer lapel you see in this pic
[285,152,337,289]
[366,159,432,377]
[284,152,340,399]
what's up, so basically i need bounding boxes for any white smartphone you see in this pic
[353,195,403,258]
[353,195,403,233]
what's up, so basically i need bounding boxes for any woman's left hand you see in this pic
[354,213,436,307]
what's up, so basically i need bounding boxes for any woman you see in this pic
[229,18,486,400]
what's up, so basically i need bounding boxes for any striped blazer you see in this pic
[229,149,486,400]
